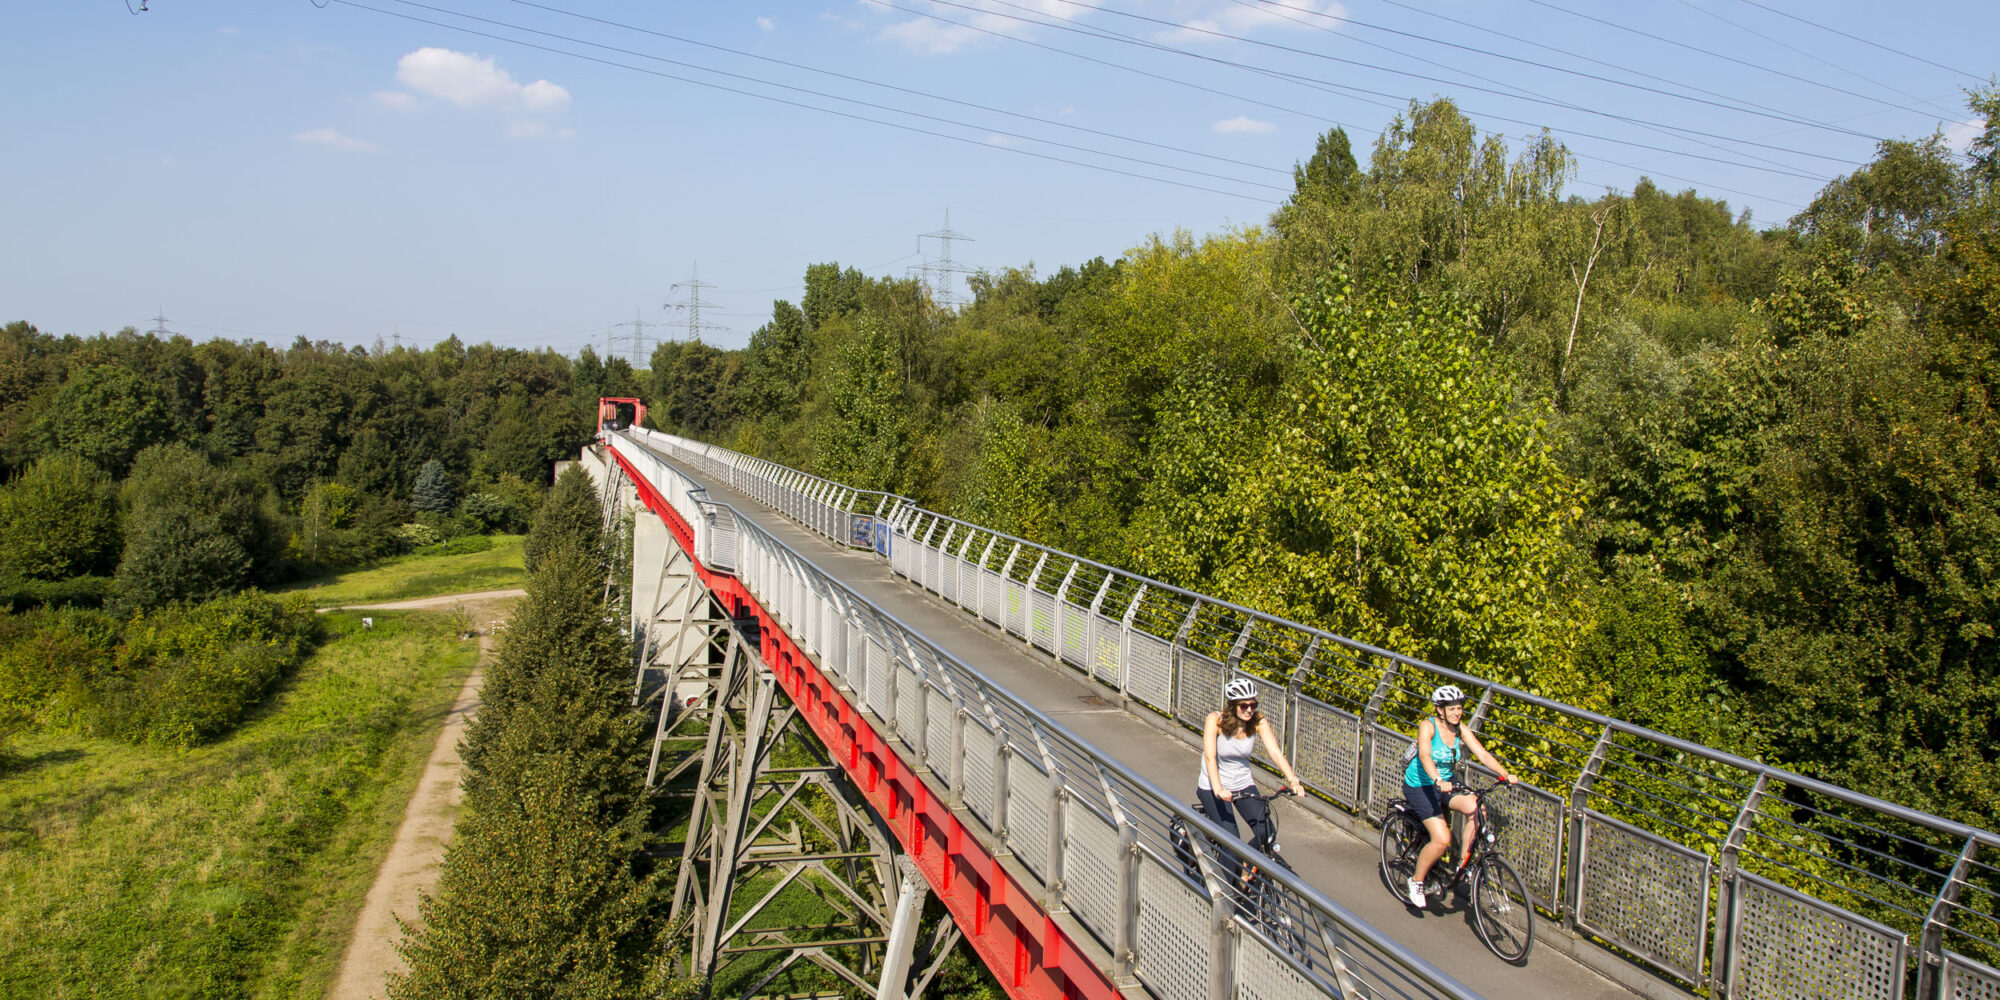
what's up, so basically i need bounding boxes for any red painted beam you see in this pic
[605,443,1129,1000]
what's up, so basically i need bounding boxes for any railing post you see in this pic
[1709,773,1768,998]
[1287,636,1319,767]
[1171,602,1201,721]
[1046,769,1068,912]
[947,700,966,810]
[1117,584,1148,703]
[1021,552,1050,648]
[1565,725,1616,929]
[1208,883,1237,1000]
[1357,659,1402,813]
[1916,836,1979,1000]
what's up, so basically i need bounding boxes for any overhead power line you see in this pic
[1734,0,1984,82]
[330,0,1281,201]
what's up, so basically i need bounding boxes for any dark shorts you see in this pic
[1404,781,1451,821]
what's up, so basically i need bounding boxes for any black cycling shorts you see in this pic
[1404,781,1449,821]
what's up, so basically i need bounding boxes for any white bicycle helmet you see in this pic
[1431,684,1467,706]
[1224,677,1258,702]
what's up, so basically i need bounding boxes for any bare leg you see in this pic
[1413,816,1452,883]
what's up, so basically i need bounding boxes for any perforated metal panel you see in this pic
[1136,856,1213,1000]
[1473,771,1564,910]
[962,720,998,826]
[1031,591,1057,652]
[823,611,847,681]
[1727,871,1907,1000]
[1575,811,1711,984]
[1062,801,1124,947]
[1090,613,1122,685]
[940,552,959,603]
[1005,579,1029,638]
[1293,698,1361,808]
[982,569,1005,625]
[1006,750,1052,880]
[1128,632,1174,713]
[1237,674,1288,758]
[1059,600,1091,669]
[896,660,922,747]
[1943,951,2000,1000]
[865,638,891,720]
[925,688,952,773]
[1368,725,1411,817]
[1235,924,1316,1000]
[960,558,979,608]
[1176,651,1225,728]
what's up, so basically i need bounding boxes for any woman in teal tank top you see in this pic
[1400,685,1518,909]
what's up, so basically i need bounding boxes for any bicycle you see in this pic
[1171,785,1315,965]
[1378,781,1536,963]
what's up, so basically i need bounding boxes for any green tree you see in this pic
[0,452,120,581]
[522,465,602,574]
[116,444,267,608]
[32,363,171,476]
[412,458,455,514]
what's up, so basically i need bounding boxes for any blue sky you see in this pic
[2,1,1991,354]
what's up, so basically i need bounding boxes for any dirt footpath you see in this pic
[325,590,522,1000]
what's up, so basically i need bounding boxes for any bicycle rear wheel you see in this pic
[1378,810,1423,894]
[1471,855,1535,963]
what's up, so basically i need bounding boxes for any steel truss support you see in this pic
[630,508,729,711]
[665,630,944,1000]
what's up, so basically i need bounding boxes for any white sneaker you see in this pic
[1406,878,1427,907]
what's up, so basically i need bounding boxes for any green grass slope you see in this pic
[284,535,526,606]
[0,611,479,999]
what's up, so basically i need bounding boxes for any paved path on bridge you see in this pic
[667,463,1662,1000]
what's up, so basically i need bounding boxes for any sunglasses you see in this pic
[1234,700,1259,710]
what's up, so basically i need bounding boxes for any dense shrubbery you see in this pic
[0,590,318,748]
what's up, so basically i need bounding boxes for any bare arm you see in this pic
[1257,718,1304,796]
[1203,712,1231,801]
[1459,726,1516,783]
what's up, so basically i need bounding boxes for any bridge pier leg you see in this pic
[874,856,932,1000]
[665,630,931,1000]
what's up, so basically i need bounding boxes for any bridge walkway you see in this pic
[660,455,1647,1000]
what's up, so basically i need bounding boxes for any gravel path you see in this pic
[324,591,522,1000]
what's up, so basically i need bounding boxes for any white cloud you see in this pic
[985,134,1023,147]
[218,26,239,36]
[370,90,418,111]
[757,16,774,31]
[294,127,378,152]
[394,47,571,112]
[1946,118,1986,154]
[1213,116,1276,135]
[1160,0,1347,44]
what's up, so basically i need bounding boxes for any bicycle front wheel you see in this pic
[1378,810,1423,893]
[1471,855,1535,963]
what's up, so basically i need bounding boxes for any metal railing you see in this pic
[623,427,2000,1000]
[607,429,1483,1000]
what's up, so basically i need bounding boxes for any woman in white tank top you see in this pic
[1198,677,1304,847]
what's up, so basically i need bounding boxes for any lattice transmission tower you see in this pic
[667,264,728,344]
[915,210,976,312]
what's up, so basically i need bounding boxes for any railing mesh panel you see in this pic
[1176,651,1224,729]
[1091,613,1122,686]
[1006,750,1052,880]
[961,718,998,826]
[895,659,922,747]
[1128,631,1174,713]
[1577,811,1711,984]
[1729,871,1907,1000]
[1944,952,2000,1000]
[925,687,952,773]
[1136,855,1212,1000]
[1294,698,1361,809]
[1062,801,1124,949]
[1235,926,1316,1000]
[865,638,891,721]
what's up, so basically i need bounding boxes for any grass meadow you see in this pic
[282,535,527,607]
[0,610,479,998]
